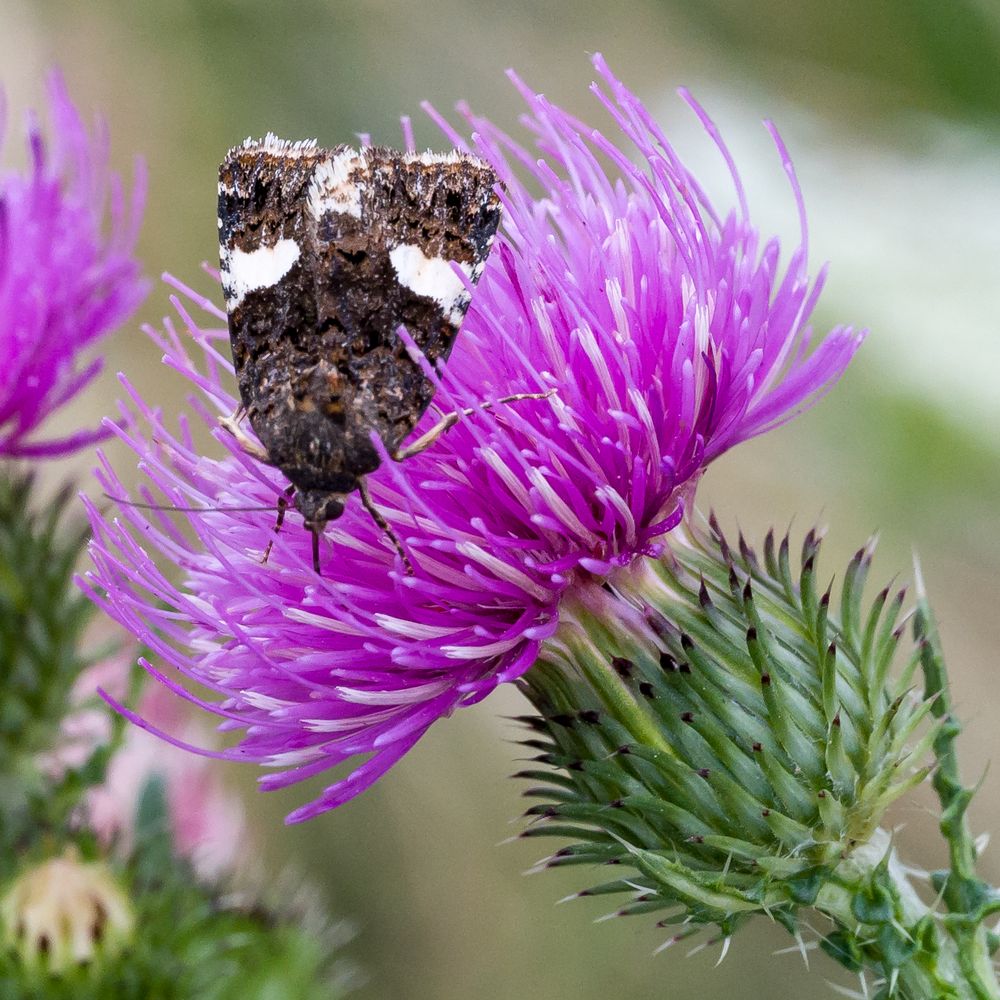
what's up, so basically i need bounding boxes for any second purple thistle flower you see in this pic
[82,55,863,822]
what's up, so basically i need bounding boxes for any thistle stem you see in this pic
[912,579,1000,999]
[815,830,997,999]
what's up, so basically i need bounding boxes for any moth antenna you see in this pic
[103,493,282,515]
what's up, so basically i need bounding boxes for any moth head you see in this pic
[295,488,346,532]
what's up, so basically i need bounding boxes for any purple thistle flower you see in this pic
[82,56,862,822]
[0,73,146,459]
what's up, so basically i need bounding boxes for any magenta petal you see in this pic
[0,71,147,458]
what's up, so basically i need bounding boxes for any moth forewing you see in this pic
[217,137,501,570]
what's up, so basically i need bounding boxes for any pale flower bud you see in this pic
[1,847,134,973]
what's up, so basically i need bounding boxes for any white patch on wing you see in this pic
[308,149,367,220]
[389,243,474,324]
[220,238,301,309]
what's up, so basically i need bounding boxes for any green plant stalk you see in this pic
[814,831,992,999]
[912,569,1000,998]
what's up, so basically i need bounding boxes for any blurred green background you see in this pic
[4,1,1000,997]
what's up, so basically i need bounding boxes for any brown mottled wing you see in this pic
[218,139,500,497]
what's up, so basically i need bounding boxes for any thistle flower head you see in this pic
[83,57,861,821]
[0,73,146,459]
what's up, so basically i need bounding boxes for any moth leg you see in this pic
[482,389,557,413]
[261,483,296,565]
[218,406,269,462]
[393,412,461,461]
[357,478,414,576]
[311,529,321,575]
[393,390,556,461]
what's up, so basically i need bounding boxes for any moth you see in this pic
[217,135,503,571]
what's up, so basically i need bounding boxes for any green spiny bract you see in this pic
[517,517,939,944]
[0,474,94,767]
[0,473,129,851]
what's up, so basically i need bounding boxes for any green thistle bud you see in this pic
[518,518,938,942]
